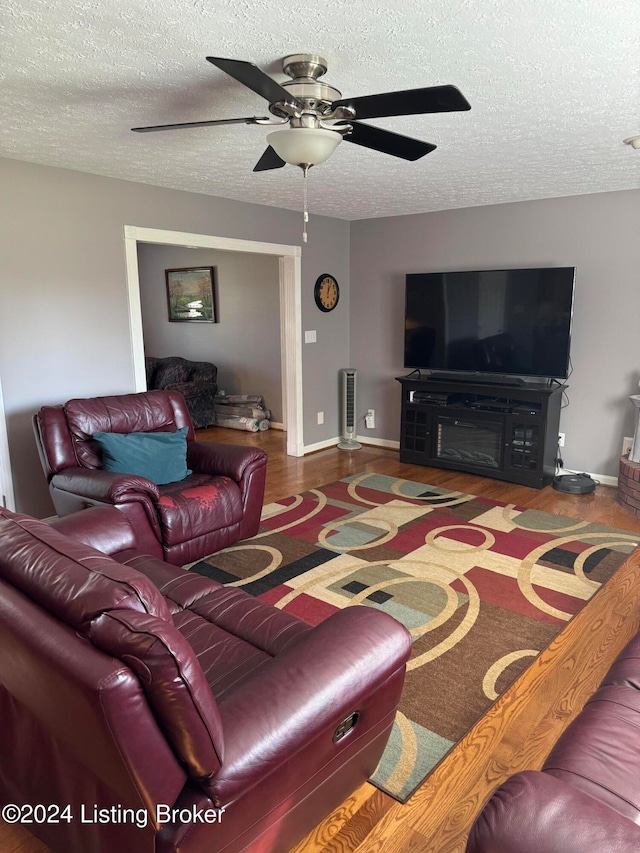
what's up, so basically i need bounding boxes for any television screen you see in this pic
[404,267,575,379]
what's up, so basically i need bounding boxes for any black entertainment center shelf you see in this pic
[396,375,565,488]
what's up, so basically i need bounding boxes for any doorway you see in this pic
[123,226,304,455]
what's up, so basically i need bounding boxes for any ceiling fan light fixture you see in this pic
[623,135,640,150]
[267,127,342,167]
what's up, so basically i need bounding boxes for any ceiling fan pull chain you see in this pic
[302,165,309,243]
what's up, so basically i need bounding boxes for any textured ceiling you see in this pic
[2,0,640,220]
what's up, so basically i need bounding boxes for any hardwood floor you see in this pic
[4,429,640,853]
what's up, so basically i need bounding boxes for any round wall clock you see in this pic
[314,274,340,312]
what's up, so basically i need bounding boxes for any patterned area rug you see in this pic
[188,473,639,802]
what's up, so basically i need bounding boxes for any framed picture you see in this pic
[165,267,217,323]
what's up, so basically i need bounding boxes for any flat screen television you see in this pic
[404,267,575,380]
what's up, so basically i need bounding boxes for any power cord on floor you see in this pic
[554,453,600,486]
[555,430,601,483]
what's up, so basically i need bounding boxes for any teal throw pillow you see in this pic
[93,427,192,485]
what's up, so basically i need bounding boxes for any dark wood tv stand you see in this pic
[396,375,564,488]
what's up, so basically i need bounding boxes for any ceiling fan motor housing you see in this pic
[282,54,328,80]
[269,53,348,121]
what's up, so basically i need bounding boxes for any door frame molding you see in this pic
[0,376,16,510]
[123,225,304,456]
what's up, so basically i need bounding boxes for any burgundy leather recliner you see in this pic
[466,598,640,853]
[0,505,412,853]
[33,390,267,565]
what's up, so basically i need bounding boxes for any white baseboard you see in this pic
[270,422,285,430]
[593,474,618,487]
[555,469,618,488]
[303,436,341,454]
[356,435,401,450]
[304,435,402,454]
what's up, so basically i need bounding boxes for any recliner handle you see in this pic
[333,711,360,742]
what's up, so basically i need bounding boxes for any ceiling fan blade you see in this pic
[132,116,269,133]
[253,146,286,172]
[340,122,436,160]
[207,57,302,109]
[332,85,471,120]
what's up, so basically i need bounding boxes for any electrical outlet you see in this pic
[365,409,375,429]
[317,411,324,425]
[623,436,633,456]
[558,433,565,448]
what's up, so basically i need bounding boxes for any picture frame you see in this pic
[165,267,217,323]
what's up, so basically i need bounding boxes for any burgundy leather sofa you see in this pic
[33,390,267,564]
[466,626,640,852]
[0,504,412,853]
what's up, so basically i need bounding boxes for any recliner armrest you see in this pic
[209,606,411,804]
[48,506,138,555]
[51,467,161,503]
[187,441,267,482]
[466,771,640,853]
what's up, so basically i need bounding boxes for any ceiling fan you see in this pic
[132,53,471,172]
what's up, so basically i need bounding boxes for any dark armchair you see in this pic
[145,355,217,428]
[33,390,267,565]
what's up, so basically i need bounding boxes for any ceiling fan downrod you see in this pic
[302,164,309,244]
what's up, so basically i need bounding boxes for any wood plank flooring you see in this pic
[4,428,640,853]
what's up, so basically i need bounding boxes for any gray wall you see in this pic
[350,189,640,478]
[0,157,350,516]
[138,245,282,422]
[3,152,636,519]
